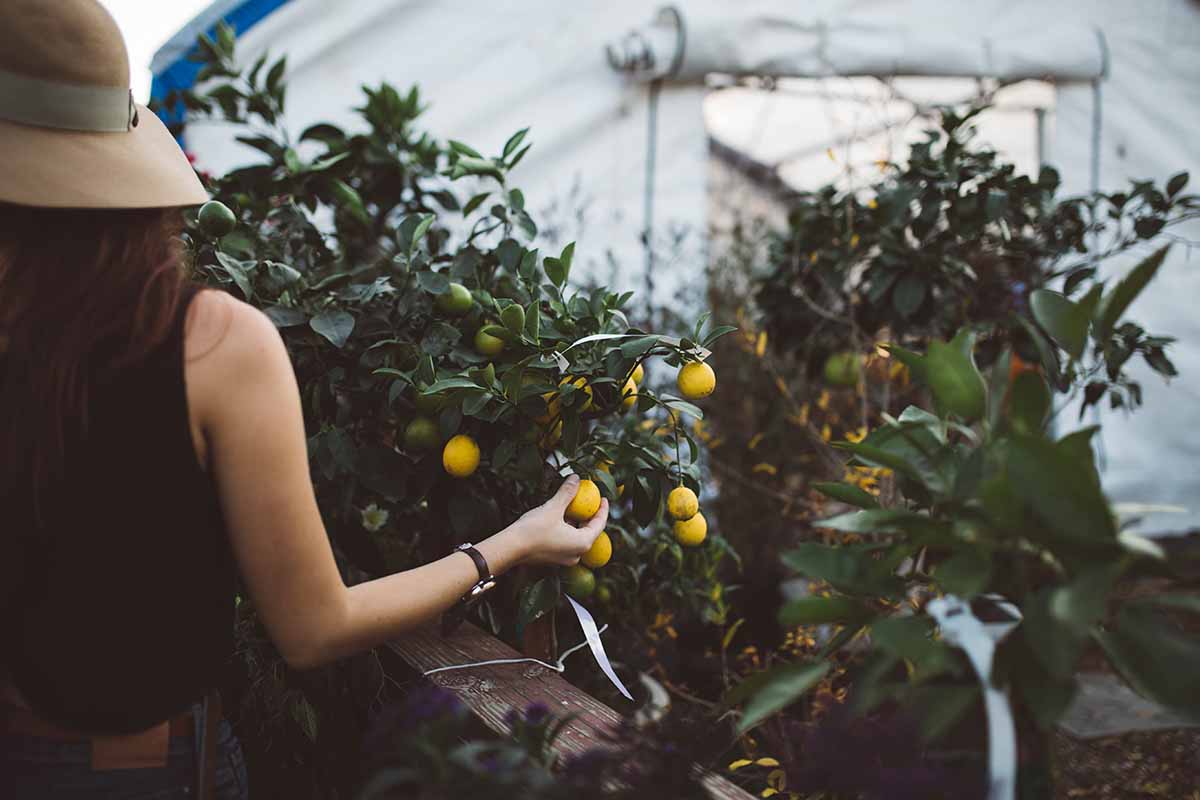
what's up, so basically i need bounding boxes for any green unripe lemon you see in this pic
[437,283,473,315]
[198,200,236,237]
[562,565,596,599]
[822,351,861,387]
[474,327,506,357]
[403,416,440,452]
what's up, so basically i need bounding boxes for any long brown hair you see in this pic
[0,202,187,512]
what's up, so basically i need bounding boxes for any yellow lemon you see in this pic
[667,486,699,520]
[631,362,645,384]
[677,361,716,399]
[674,512,707,547]
[537,420,563,451]
[442,434,480,477]
[617,483,625,499]
[558,375,593,411]
[581,531,612,568]
[620,378,638,411]
[565,478,602,523]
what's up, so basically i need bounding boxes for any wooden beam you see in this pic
[386,623,754,800]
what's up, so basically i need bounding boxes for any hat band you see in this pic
[0,67,136,133]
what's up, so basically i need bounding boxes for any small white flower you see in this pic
[361,503,389,532]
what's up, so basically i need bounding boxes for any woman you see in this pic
[0,2,607,797]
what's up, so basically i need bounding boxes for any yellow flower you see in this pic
[816,390,831,411]
[755,331,768,357]
[868,198,878,209]
[761,790,778,798]
[820,424,832,442]
[752,462,778,475]
[747,432,765,450]
[809,252,818,264]
[728,759,753,772]
[849,233,860,249]
[846,426,867,443]
[755,757,781,767]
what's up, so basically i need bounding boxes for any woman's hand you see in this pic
[511,475,609,566]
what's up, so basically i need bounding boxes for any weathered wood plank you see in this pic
[386,623,753,800]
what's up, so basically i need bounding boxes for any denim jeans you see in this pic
[1,708,248,799]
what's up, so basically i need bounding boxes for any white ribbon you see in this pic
[926,594,1022,800]
[541,333,711,373]
[566,595,634,700]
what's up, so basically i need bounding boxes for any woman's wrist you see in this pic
[475,519,531,577]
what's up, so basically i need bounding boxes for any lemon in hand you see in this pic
[581,531,612,568]
[677,361,716,399]
[565,478,602,523]
[442,434,480,477]
[674,512,707,547]
[667,486,699,520]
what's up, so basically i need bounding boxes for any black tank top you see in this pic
[1,285,236,735]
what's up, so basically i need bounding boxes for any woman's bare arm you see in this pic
[185,291,606,668]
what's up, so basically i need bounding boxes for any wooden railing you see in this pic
[387,622,754,800]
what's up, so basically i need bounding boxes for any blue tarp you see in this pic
[149,0,292,136]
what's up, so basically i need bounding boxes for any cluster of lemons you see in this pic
[395,280,721,598]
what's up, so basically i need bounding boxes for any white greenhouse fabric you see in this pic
[163,0,1200,534]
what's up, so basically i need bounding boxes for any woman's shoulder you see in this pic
[184,287,283,368]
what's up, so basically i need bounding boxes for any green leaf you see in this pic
[423,377,483,393]
[811,481,879,509]
[892,274,927,318]
[416,269,450,294]
[410,213,435,254]
[1094,245,1170,340]
[661,396,703,421]
[1009,371,1051,434]
[1006,432,1116,542]
[778,595,871,626]
[832,441,922,483]
[559,242,575,280]
[309,310,355,348]
[515,577,560,640]
[781,542,903,597]
[933,549,993,597]
[500,303,526,335]
[1031,289,1089,359]
[734,662,829,733]
[503,127,530,158]
[923,333,987,420]
[1166,171,1189,196]
[1095,606,1200,718]
[816,508,942,538]
[448,140,482,158]
[214,252,256,300]
[544,257,566,287]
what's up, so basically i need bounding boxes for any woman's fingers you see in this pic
[550,474,581,511]
[582,499,609,537]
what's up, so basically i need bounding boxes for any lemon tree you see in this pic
[168,29,738,659]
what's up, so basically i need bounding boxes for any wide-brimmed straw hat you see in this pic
[0,0,207,209]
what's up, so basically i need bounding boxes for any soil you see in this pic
[1054,727,1200,799]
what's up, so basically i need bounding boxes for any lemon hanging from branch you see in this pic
[674,512,707,547]
[442,434,480,477]
[667,486,699,520]
[677,361,716,400]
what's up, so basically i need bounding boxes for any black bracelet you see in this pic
[441,543,496,636]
